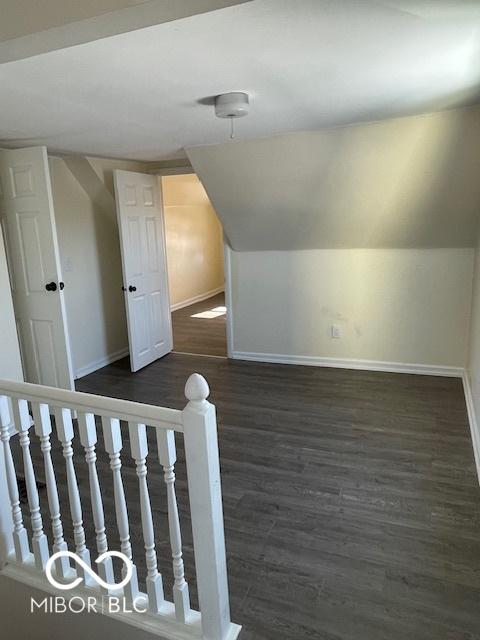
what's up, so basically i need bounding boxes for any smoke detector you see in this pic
[214,92,249,138]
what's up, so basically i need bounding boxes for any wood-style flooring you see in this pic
[12,353,480,639]
[172,292,227,357]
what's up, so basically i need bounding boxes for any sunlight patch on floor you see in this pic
[191,305,226,319]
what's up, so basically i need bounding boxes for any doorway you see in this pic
[1,153,231,388]
[161,173,227,358]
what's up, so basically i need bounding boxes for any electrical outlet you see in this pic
[331,324,341,339]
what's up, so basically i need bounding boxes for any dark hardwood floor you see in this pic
[13,354,480,639]
[172,292,227,357]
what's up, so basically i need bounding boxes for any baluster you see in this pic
[102,417,139,602]
[0,396,30,563]
[13,398,49,570]
[157,429,191,623]
[54,406,94,586]
[32,402,70,579]
[77,411,114,590]
[0,398,14,567]
[128,422,164,612]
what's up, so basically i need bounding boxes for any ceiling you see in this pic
[1,0,480,160]
[0,0,249,64]
[0,0,150,42]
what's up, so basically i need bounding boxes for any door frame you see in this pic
[223,239,234,358]
[154,168,234,358]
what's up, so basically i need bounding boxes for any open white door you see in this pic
[0,147,74,390]
[114,170,172,372]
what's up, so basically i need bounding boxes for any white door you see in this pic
[113,170,172,372]
[0,147,74,390]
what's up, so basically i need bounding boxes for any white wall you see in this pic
[50,155,147,378]
[0,227,23,382]
[230,248,474,372]
[162,174,224,309]
[466,236,480,477]
[189,107,480,375]
[0,228,23,558]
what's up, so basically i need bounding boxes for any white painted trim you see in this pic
[75,348,129,379]
[223,242,234,358]
[231,351,464,377]
[0,376,183,431]
[462,372,480,485]
[170,287,224,312]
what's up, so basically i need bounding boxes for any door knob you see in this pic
[45,281,57,292]
[59,282,65,290]
[128,285,137,292]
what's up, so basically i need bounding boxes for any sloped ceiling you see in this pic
[0,0,151,41]
[187,107,480,250]
[0,0,249,63]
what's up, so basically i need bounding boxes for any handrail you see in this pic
[0,373,241,639]
[0,378,183,432]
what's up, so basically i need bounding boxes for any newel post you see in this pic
[183,374,232,640]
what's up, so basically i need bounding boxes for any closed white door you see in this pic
[0,147,74,390]
[113,170,172,372]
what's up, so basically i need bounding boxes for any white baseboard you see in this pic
[75,347,129,379]
[231,351,464,378]
[170,287,224,312]
[462,372,480,485]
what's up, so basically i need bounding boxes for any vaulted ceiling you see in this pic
[0,0,479,160]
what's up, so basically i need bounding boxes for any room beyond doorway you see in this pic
[162,173,227,358]
[171,291,227,357]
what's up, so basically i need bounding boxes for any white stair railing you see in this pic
[102,415,140,604]
[157,428,191,622]
[129,421,165,613]
[14,397,50,571]
[32,401,70,579]
[55,405,94,586]
[0,374,241,640]
[78,410,114,589]
[0,397,30,564]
